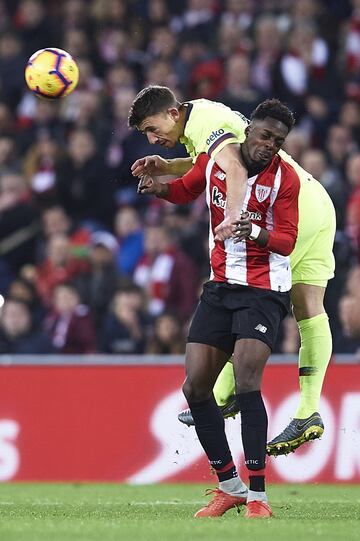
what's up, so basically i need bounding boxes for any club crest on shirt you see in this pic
[255,184,271,203]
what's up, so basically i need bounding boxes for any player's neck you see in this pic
[178,104,191,136]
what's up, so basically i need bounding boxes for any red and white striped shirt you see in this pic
[165,153,300,292]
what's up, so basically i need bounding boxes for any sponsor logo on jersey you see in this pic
[255,184,271,203]
[212,187,263,221]
[212,186,225,209]
[206,128,225,145]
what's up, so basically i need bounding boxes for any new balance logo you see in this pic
[255,324,267,333]
[215,171,226,181]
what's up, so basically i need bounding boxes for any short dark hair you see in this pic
[250,99,295,132]
[128,85,180,128]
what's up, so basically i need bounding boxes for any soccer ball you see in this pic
[25,48,79,100]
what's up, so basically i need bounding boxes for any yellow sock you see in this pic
[295,313,332,418]
[213,361,235,406]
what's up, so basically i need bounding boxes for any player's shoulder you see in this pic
[194,152,211,168]
[278,155,301,185]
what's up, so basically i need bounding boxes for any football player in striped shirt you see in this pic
[129,86,335,457]
[136,99,300,518]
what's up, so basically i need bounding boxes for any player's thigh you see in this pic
[232,338,271,393]
[187,284,235,357]
[291,187,336,285]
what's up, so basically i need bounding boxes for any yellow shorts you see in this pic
[291,179,336,287]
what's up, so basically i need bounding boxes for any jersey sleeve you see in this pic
[185,102,248,160]
[164,154,208,204]
[266,165,300,256]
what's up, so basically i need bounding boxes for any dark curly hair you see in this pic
[128,85,180,128]
[250,99,295,132]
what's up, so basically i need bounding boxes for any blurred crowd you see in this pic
[0,0,359,356]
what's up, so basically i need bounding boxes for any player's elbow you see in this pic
[280,235,297,256]
[268,232,297,256]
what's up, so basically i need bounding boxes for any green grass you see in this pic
[0,483,359,541]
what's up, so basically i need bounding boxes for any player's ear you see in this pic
[168,107,180,121]
[245,125,250,137]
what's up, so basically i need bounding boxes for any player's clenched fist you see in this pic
[131,155,169,177]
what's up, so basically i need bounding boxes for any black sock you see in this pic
[249,473,265,492]
[236,391,267,488]
[189,395,236,482]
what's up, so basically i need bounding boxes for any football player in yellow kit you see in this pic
[129,86,336,455]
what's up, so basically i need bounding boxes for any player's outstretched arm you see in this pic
[137,175,169,197]
[131,155,193,177]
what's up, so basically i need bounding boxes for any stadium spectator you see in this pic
[34,233,89,306]
[300,148,349,229]
[114,205,144,276]
[23,138,62,205]
[218,52,265,118]
[17,99,66,154]
[99,285,146,354]
[74,231,120,326]
[345,152,360,259]
[282,127,310,164]
[36,205,90,263]
[55,128,115,228]
[0,31,26,112]
[273,22,329,112]
[0,297,54,354]
[133,224,198,321]
[145,312,185,354]
[44,282,96,354]
[251,15,282,96]
[0,171,39,290]
[338,265,360,356]
[7,276,46,326]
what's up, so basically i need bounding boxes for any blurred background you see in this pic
[0,0,359,358]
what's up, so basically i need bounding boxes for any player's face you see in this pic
[243,117,288,167]
[138,108,180,148]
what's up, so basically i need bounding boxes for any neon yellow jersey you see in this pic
[179,99,323,189]
[179,99,248,160]
[178,98,336,283]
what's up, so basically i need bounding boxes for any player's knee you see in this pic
[234,361,262,393]
[291,284,325,321]
[182,379,210,403]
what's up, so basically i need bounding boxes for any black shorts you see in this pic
[187,281,291,356]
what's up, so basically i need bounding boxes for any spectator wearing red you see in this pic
[346,153,360,259]
[133,224,198,321]
[44,282,96,354]
[35,233,89,306]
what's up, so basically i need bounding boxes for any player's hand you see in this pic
[214,215,239,241]
[233,212,252,243]
[137,174,159,195]
[131,155,169,177]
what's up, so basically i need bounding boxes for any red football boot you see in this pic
[245,500,273,518]
[194,488,247,518]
